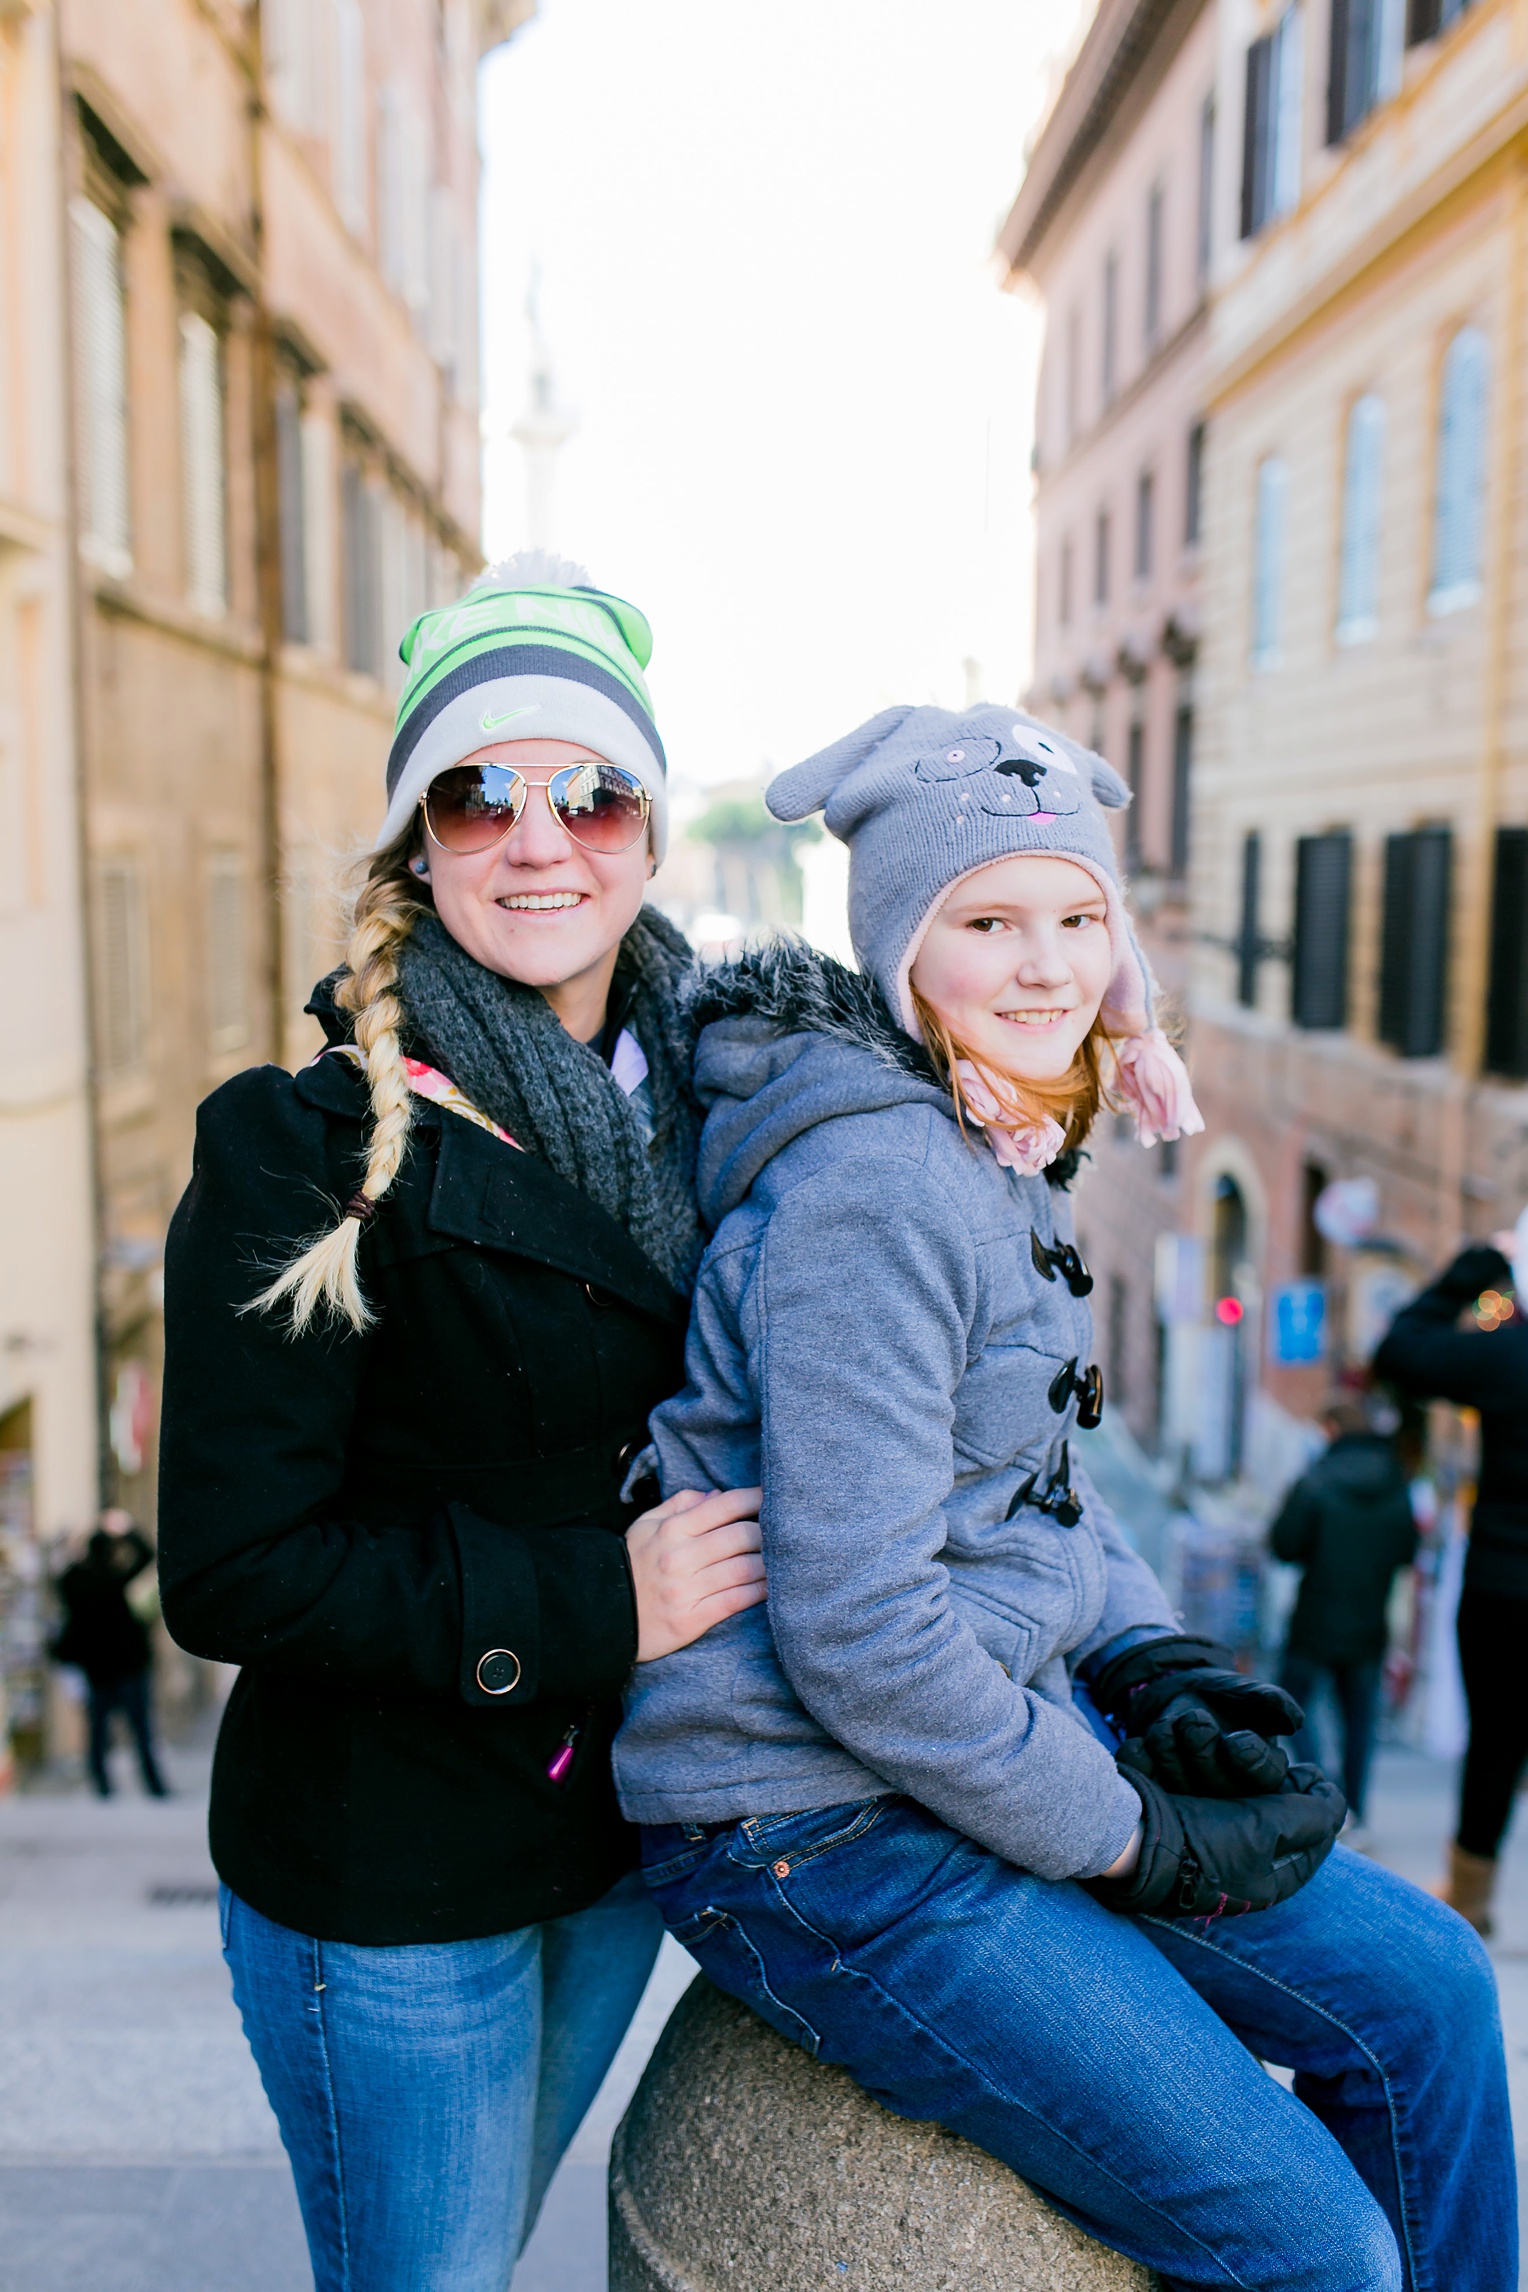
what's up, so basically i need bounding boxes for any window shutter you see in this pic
[69,198,132,574]
[97,858,148,1076]
[1237,830,1261,1007]
[275,382,308,643]
[1197,98,1215,287]
[179,311,227,617]
[1241,35,1272,238]
[1485,826,1528,1077]
[1378,827,1450,1056]
[1185,419,1205,545]
[1292,832,1352,1028]
[1252,454,1287,664]
[1144,183,1164,348]
[1327,0,1352,142]
[1126,721,1144,872]
[1430,326,1489,613]
[1135,469,1154,580]
[207,853,250,1053]
[342,458,379,676]
[301,412,334,650]
[1336,392,1385,640]
[1101,251,1118,403]
[1171,705,1193,878]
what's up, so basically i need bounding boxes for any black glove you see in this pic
[1088,1764,1346,1919]
[1090,1634,1304,1798]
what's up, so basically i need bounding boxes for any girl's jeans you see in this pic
[221,1871,663,2292]
[642,1798,1514,2292]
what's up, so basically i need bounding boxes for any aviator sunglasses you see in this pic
[421,760,652,857]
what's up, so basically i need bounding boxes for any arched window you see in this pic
[1251,453,1287,666]
[1429,325,1489,615]
[1336,392,1385,644]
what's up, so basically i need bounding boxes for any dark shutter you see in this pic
[1379,827,1451,1057]
[1185,420,1205,545]
[1292,831,1353,1029]
[1407,0,1441,40]
[1486,826,1528,1076]
[342,459,378,677]
[275,383,307,645]
[1126,722,1144,872]
[1171,705,1193,878]
[1237,830,1261,1007]
[1327,0,1352,143]
[1241,35,1273,239]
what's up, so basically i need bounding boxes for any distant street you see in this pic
[0,1731,1523,2291]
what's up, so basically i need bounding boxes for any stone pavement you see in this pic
[0,1730,1522,2290]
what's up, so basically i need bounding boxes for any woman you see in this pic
[617,704,1514,2290]
[157,555,765,2292]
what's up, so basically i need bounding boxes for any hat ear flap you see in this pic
[767,705,917,823]
[1087,751,1131,810]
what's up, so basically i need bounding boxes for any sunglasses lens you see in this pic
[424,766,523,853]
[551,764,651,852]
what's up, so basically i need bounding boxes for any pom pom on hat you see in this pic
[1114,1029,1205,1147]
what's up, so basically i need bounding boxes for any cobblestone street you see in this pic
[0,1734,1522,2290]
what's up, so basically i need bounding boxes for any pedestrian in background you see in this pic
[1269,1394,1418,1848]
[1376,1238,1528,1934]
[51,1508,168,1799]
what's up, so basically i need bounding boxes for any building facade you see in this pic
[1189,0,1528,1484]
[0,0,529,1770]
[999,0,1219,1455]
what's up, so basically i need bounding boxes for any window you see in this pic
[1485,826,1528,1077]
[1185,418,1206,545]
[1336,392,1385,644]
[69,198,131,576]
[1379,826,1451,1056]
[301,410,335,649]
[1093,507,1110,607]
[1251,454,1288,666]
[1328,0,1404,143]
[179,311,227,618]
[1134,469,1155,581]
[276,378,307,642]
[1197,96,1215,289]
[342,454,380,676]
[206,852,250,1053]
[1236,830,1261,1006]
[1241,6,1304,239]
[1429,325,1489,615]
[1059,535,1073,627]
[1408,0,1474,44]
[332,0,368,237]
[1292,830,1353,1030]
[96,857,149,1076]
[1144,182,1164,350]
[1125,721,1144,871]
[1101,251,1118,406]
[1300,1161,1329,1275]
[1171,704,1193,877]
[1065,305,1082,445]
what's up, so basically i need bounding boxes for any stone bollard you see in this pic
[610,1976,1157,2291]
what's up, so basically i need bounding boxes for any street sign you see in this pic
[1270,1280,1326,1365]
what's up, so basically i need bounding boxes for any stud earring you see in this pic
[410,855,430,880]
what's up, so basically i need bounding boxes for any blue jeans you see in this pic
[1281,1652,1383,1821]
[222,1872,663,2292]
[86,1669,167,1797]
[643,1799,1514,2292]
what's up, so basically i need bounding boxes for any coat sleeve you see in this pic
[1373,1246,1525,1413]
[745,1151,1142,1883]
[1269,1479,1320,1565]
[157,1068,636,1707]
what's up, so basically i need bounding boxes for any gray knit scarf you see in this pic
[395,907,705,1293]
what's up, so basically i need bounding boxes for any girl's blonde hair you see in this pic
[250,830,427,1334]
[909,985,1117,1158]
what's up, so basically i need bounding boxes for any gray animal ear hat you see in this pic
[766,701,1203,1147]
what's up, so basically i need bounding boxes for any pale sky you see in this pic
[477,1,1090,796]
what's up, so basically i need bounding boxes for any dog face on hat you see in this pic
[913,724,1083,822]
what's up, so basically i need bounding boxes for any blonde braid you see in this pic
[251,836,427,1333]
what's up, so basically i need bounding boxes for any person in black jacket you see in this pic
[157,556,765,2292]
[1269,1397,1418,1839]
[52,1509,168,1798]
[1374,1239,1528,1934]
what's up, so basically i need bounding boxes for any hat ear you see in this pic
[766,705,917,823]
[1086,750,1131,810]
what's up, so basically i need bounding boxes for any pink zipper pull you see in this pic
[547,1720,581,1786]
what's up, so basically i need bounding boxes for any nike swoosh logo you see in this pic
[480,704,539,733]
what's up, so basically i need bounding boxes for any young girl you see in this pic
[616,704,1514,2291]
[158,556,764,2292]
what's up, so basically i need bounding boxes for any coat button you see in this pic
[475,1648,522,1696]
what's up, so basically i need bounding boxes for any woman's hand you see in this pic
[626,1487,766,1663]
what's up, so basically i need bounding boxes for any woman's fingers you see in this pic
[693,1575,769,1625]
[672,1487,762,1535]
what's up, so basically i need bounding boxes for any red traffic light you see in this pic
[1215,1296,1244,1326]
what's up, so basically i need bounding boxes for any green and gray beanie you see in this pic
[377,550,669,858]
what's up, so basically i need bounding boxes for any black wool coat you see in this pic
[157,1049,688,1945]
[1268,1434,1418,1667]
[1374,1244,1528,1602]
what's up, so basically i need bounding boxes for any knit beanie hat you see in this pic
[766,702,1202,1147]
[376,551,670,858]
